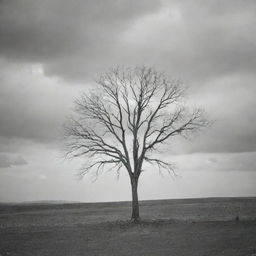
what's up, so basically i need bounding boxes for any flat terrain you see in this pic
[0,197,256,255]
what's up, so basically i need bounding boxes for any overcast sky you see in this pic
[0,0,255,202]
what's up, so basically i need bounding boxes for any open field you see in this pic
[0,197,256,255]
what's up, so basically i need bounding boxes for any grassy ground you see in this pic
[0,198,256,256]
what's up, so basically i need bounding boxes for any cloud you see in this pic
[13,156,27,166]
[0,59,255,154]
[166,151,256,172]
[0,154,28,168]
[0,0,255,155]
[0,155,12,168]
[187,74,256,153]
[119,0,256,82]
[0,0,160,81]
[0,59,81,144]
[0,0,255,82]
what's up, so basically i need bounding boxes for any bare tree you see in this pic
[64,66,209,222]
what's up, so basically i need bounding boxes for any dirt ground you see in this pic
[0,198,256,256]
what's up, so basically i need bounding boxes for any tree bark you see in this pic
[131,177,140,222]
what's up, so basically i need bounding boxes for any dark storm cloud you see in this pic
[0,0,160,80]
[0,0,255,81]
[0,0,255,154]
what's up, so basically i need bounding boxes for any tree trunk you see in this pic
[131,177,140,222]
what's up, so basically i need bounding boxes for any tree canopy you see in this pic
[64,66,209,221]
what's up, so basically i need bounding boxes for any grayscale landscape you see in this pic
[1,0,256,255]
